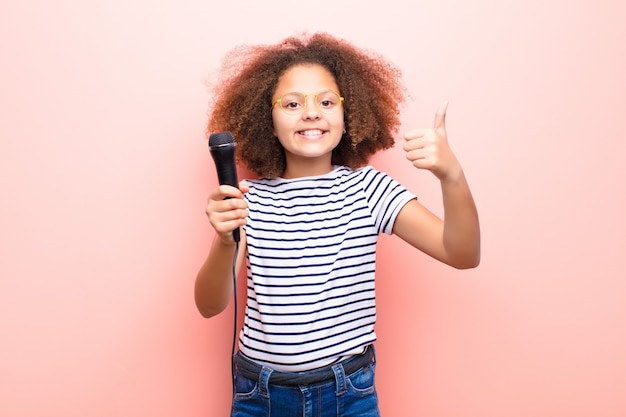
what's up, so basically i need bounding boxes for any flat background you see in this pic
[2,1,625,416]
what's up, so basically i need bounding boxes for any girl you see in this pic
[195,32,480,417]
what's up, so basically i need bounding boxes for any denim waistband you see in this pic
[234,345,375,387]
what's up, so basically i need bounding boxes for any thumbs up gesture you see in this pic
[403,101,462,181]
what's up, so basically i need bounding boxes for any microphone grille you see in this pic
[208,131,235,147]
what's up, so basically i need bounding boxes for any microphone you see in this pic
[208,131,240,242]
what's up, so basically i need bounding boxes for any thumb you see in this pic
[239,180,250,194]
[434,100,448,131]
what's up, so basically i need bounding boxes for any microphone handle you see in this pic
[215,162,238,189]
[213,154,240,243]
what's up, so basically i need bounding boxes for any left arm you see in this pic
[393,101,480,269]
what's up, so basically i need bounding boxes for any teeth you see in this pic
[299,129,324,136]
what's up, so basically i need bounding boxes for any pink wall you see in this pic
[1,1,625,416]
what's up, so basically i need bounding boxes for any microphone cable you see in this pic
[230,239,240,397]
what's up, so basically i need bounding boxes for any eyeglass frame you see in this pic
[271,90,345,115]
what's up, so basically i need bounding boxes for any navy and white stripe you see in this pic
[240,166,416,372]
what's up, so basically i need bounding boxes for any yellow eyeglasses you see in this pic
[271,91,344,115]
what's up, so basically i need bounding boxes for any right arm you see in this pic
[194,182,249,318]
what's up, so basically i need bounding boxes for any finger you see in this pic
[211,184,243,200]
[403,128,429,141]
[206,199,244,220]
[405,148,427,162]
[434,101,448,130]
[402,136,427,153]
[214,216,246,240]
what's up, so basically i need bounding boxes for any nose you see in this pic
[301,95,321,119]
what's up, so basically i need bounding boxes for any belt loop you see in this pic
[258,366,273,398]
[332,363,347,396]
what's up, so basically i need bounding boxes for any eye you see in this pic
[318,99,335,109]
[279,93,305,112]
[317,92,341,110]
[284,101,302,110]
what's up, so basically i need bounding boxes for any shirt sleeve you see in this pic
[360,167,417,235]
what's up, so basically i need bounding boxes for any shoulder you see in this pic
[355,166,401,189]
[336,165,386,183]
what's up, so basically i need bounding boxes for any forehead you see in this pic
[273,64,339,97]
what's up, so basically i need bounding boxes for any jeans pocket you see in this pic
[231,371,271,417]
[346,362,376,396]
[340,363,380,417]
[233,370,259,400]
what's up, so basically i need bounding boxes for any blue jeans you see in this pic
[230,353,380,417]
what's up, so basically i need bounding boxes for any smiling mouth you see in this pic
[298,129,325,136]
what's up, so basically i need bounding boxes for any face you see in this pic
[271,64,345,178]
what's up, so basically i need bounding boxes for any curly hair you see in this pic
[207,32,407,178]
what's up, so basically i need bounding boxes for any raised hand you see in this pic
[402,101,462,182]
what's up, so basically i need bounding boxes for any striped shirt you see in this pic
[240,165,416,372]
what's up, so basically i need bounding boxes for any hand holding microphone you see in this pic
[207,132,248,243]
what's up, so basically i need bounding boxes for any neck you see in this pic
[282,157,334,179]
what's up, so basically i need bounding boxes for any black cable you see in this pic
[230,240,240,397]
